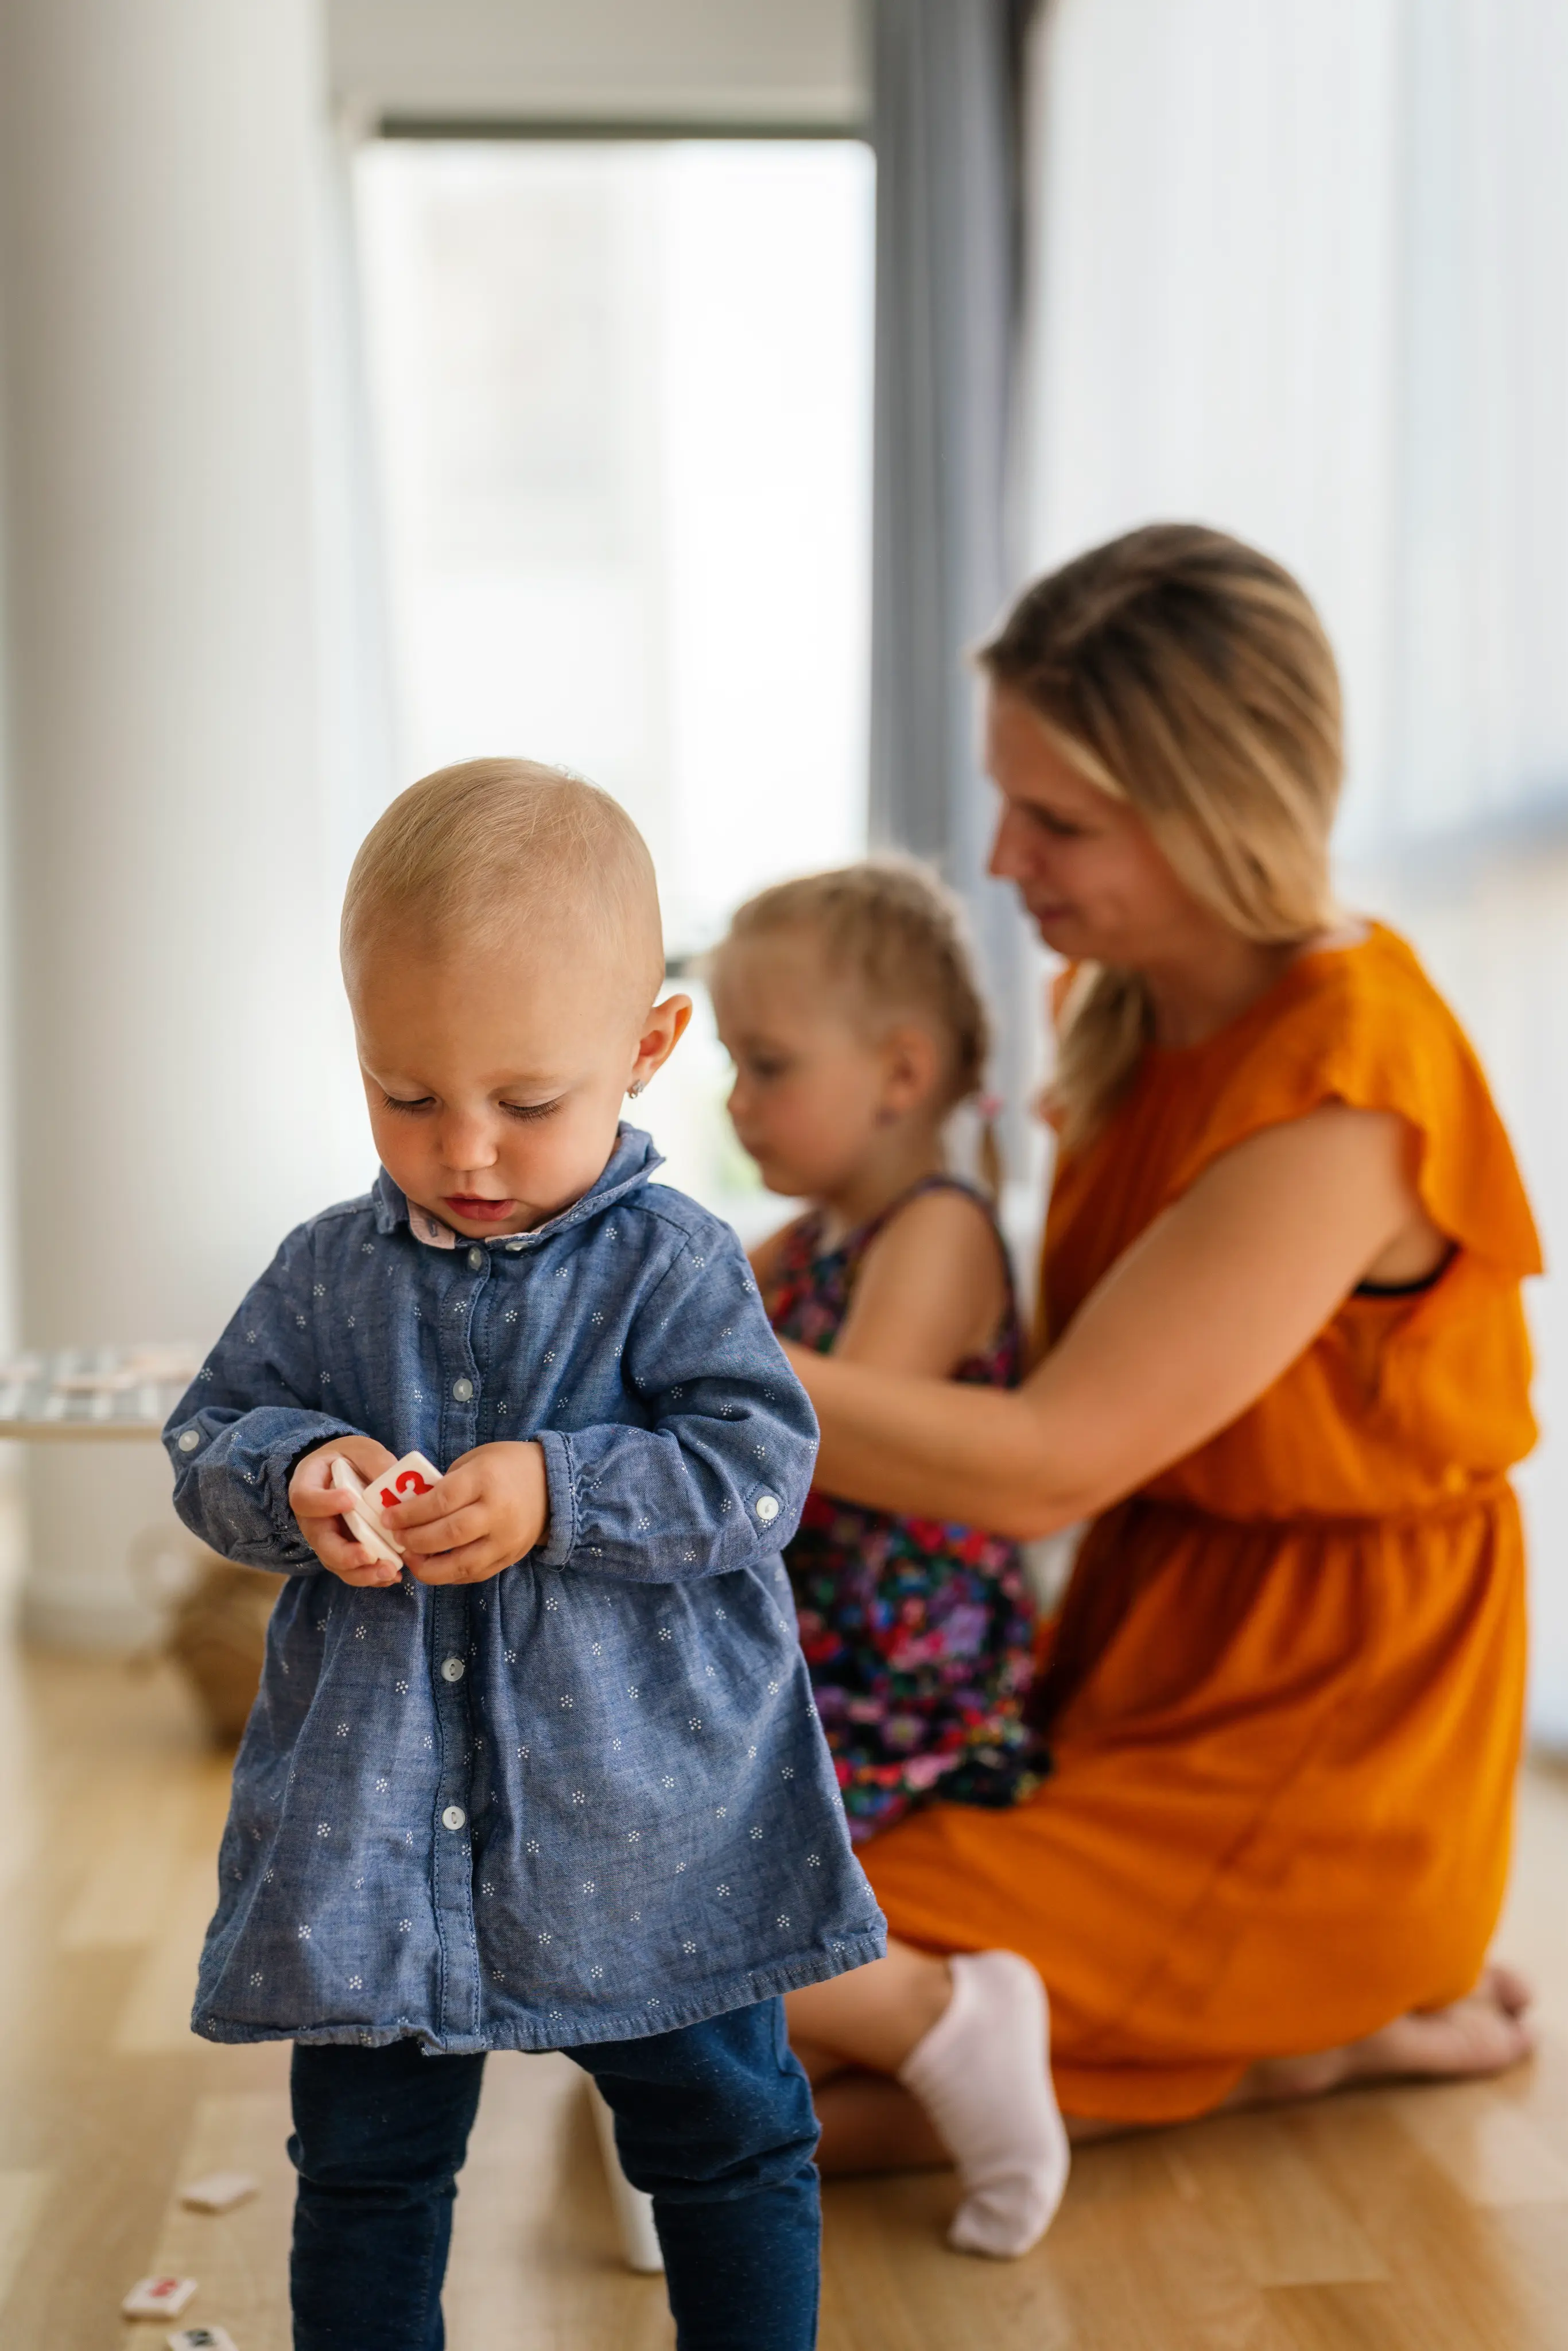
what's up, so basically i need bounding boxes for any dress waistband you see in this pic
[1122,1473,1516,1539]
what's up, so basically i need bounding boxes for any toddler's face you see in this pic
[712,936,907,1201]
[351,933,687,1238]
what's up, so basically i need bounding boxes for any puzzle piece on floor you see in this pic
[178,2170,258,2213]
[122,2275,197,2318]
[168,2329,239,2351]
[327,1454,404,1566]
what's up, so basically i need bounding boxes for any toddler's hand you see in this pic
[290,1433,400,1587]
[391,1441,549,1585]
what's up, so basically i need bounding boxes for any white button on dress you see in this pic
[452,1378,474,1402]
[467,1247,484,1271]
[177,1429,200,1453]
[441,1656,465,1683]
[755,1494,780,1523]
[441,1805,467,1832]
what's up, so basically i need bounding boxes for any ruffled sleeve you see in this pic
[1166,926,1542,1283]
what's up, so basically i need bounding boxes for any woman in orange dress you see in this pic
[778,524,1540,2257]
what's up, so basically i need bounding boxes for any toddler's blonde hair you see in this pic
[716,859,999,1186]
[342,756,664,997]
[979,523,1342,1148]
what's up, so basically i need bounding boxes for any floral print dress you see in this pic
[767,1176,1047,1844]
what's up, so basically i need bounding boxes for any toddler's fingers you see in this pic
[329,1559,402,1588]
[308,1518,393,1576]
[291,1438,395,1514]
[397,1502,488,1557]
[293,1481,353,1524]
[388,1466,480,1531]
[318,1543,394,1581]
[406,1538,510,1585]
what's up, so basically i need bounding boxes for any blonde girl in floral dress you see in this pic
[710,864,1046,1844]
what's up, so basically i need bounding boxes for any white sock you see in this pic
[897,1950,1070,2259]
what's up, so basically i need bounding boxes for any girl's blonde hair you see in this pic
[979,523,1343,1148]
[717,859,1000,1190]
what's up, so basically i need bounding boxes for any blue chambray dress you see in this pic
[165,1127,885,2053]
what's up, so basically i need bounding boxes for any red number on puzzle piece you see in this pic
[378,1468,435,1511]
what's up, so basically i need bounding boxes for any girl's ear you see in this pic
[627,993,693,1096]
[879,1022,942,1117]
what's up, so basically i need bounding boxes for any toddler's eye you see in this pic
[381,1092,435,1114]
[501,1096,564,1124]
[1029,808,1086,840]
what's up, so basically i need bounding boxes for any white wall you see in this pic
[0,0,376,1645]
[326,0,868,129]
[0,210,24,1619]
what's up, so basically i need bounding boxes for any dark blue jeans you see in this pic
[289,1998,821,2351]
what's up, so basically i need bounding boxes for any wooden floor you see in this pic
[2,1646,1567,2350]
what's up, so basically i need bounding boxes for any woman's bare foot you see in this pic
[809,1965,1535,2171]
[1232,1965,1536,2106]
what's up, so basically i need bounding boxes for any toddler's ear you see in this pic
[628,992,693,1095]
[880,1021,944,1116]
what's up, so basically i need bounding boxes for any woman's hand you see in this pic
[289,1433,400,1586]
[790,1102,1441,1538]
[390,1441,549,1584]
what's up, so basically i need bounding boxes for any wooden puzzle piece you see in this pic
[370,1452,443,1529]
[327,1453,404,1566]
[121,2275,197,2319]
[178,2171,258,2213]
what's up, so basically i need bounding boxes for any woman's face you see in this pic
[985,685,1204,968]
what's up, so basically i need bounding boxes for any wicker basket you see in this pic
[162,1554,277,1744]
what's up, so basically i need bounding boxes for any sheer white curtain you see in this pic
[1023,0,1568,1738]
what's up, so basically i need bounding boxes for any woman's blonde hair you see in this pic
[979,523,1343,1148]
[716,859,1001,1191]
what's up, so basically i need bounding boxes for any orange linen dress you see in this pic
[860,924,1542,2122]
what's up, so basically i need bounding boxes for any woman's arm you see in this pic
[790,1103,1435,1538]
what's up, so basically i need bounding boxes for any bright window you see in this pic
[355,138,875,1227]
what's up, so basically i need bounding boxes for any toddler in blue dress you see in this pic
[165,758,883,2351]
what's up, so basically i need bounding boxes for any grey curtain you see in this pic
[869,0,1039,1132]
